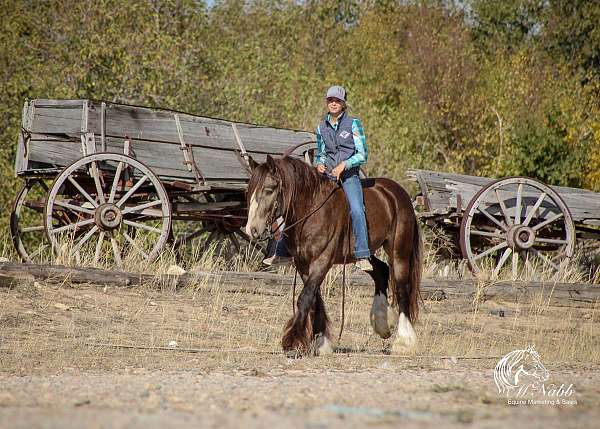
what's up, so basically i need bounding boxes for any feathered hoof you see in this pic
[314,334,334,356]
[391,312,417,354]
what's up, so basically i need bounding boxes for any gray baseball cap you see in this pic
[325,85,346,101]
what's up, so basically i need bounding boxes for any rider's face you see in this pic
[326,97,344,116]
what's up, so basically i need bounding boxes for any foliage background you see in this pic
[1,0,599,236]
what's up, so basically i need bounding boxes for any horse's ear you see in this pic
[247,155,259,171]
[266,154,277,172]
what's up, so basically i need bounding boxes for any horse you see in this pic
[245,155,421,355]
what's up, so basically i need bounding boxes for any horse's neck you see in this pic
[284,179,333,226]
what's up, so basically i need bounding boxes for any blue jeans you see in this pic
[275,236,291,257]
[341,174,371,259]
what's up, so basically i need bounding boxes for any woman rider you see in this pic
[263,85,371,271]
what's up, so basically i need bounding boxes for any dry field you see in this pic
[1,263,599,429]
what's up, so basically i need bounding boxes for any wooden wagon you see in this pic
[11,99,315,265]
[408,169,600,277]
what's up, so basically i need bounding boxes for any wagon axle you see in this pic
[507,225,536,251]
[94,204,122,231]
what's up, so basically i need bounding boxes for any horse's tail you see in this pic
[408,216,422,323]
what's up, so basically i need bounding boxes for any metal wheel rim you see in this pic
[44,153,172,265]
[459,177,575,278]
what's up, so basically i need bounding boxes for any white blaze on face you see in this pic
[245,191,259,237]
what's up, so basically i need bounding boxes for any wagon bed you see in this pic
[16,99,314,189]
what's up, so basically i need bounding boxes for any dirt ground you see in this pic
[1,273,599,428]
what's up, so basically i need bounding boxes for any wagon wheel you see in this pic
[10,179,56,263]
[460,177,576,278]
[45,153,172,266]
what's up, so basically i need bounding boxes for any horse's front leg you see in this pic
[282,259,331,356]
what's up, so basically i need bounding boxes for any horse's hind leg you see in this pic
[390,257,417,352]
[367,256,392,339]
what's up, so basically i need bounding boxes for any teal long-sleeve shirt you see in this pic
[314,114,368,170]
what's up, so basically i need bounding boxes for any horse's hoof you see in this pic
[370,293,392,339]
[315,335,334,356]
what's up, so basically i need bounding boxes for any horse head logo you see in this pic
[494,345,550,396]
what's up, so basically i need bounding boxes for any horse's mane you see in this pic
[247,156,334,221]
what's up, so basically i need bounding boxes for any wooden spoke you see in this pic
[94,231,106,264]
[495,189,513,227]
[472,241,508,261]
[530,248,560,271]
[121,231,150,260]
[21,225,46,233]
[477,206,507,231]
[91,161,106,205]
[492,248,512,278]
[116,175,148,208]
[470,229,503,239]
[123,219,162,234]
[108,161,124,203]
[514,183,523,225]
[70,225,99,255]
[511,251,519,278]
[111,237,122,266]
[28,244,50,260]
[523,192,547,226]
[535,237,569,245]
[53,200,95,215]
[66,176,97,208]
[51,218,95,234]
[532,213,564,231]
[122,200,163,215]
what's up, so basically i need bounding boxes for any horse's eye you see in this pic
[264,187,275,194]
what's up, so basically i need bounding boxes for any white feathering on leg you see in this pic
[317,336,334,356]
[393,312,416,352]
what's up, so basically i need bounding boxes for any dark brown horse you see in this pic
[245,155,421,355]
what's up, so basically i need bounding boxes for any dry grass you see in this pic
[1,225,599,373]
[1,265,598,377]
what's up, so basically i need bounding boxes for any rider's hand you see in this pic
[317,164,326,174]
[332,162,345,180]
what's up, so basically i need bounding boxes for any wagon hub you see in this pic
[507,225,535,251]
[95,204,122,231]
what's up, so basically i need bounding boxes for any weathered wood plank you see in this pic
[1,262,598,306]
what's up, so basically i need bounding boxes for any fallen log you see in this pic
[0,261,598,306]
